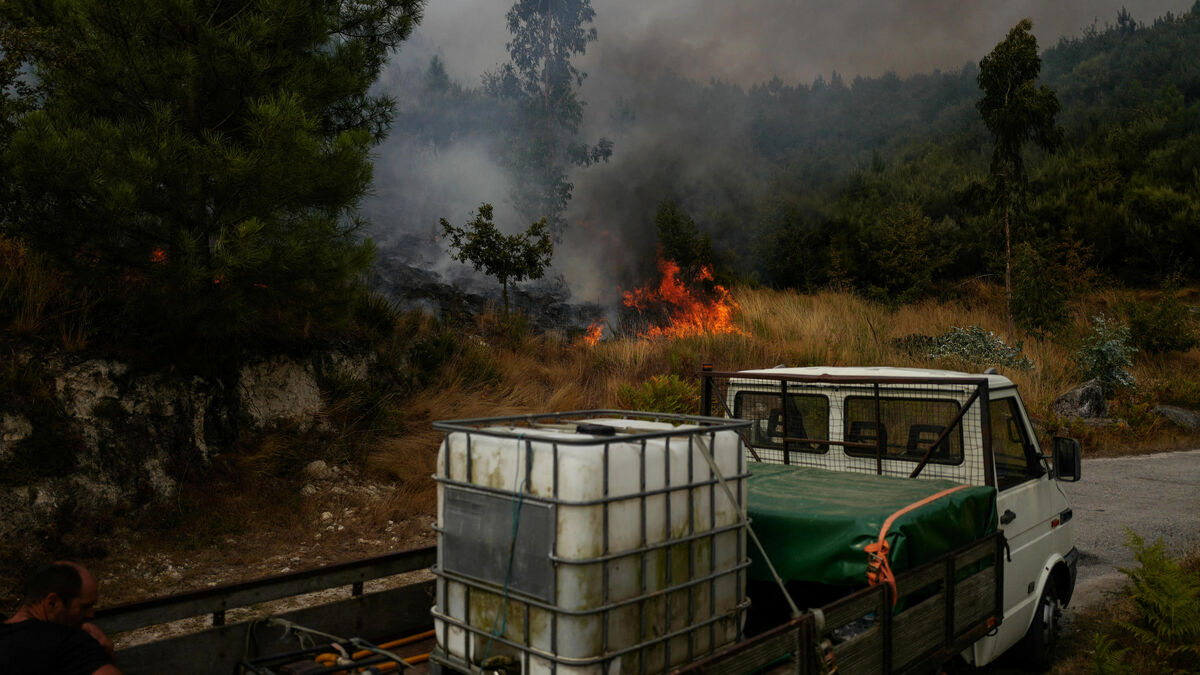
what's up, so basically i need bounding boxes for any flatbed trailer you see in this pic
[95,531,1001,675]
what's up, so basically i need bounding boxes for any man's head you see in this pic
[19,561,98,627]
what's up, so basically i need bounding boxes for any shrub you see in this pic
[1012,241,1068,337]
[617,375,700,415]
[1077,315,1137,396]
[1123,288,1197,355]
[926,325,1034,371]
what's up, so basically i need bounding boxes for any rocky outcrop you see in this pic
[0,352,357,566]
[1152,405,1200,432]
[237,357,322,431]
[1051,380,1108,420]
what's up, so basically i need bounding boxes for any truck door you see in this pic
[986,395,1071,657]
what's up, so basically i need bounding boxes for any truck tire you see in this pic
[1020,579,1062,671]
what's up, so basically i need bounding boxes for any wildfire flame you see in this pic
[583,321,604,346]
[622,255,744,339]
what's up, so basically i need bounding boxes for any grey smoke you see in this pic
[366,0,1195,312]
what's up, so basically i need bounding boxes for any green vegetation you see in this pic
[484,0,611,233]
[1087,531,1200,674]
[977,18,1063,335]
[616,374,700,415]
[1077,315,1138,395]
[927,325,1034,371]
[440,203,554,314]
[0,0,423,356]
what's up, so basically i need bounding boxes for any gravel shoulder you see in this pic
[1059,448,1200,616]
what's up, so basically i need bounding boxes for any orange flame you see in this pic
[622,256,744,339]
[582,321,603,346]
[150,248,167,264]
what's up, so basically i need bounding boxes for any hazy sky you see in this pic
[400,1,1195,87]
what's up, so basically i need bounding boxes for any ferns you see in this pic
[1092,529,1200,674]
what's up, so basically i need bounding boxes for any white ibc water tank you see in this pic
[431,412,751,675]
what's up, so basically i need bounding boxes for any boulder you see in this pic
[1152,405,1200,432]
[1051,380,1108,420]
[237,357,322,431]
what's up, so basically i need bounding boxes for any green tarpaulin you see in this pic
[746,463,997,587]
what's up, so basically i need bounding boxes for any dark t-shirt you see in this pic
[0,617,111,675]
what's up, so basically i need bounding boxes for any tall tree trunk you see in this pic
[1005,202,1014,338]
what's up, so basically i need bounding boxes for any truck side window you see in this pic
[989,398,1044,490]
[733,392,829,458]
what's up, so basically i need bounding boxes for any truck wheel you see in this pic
[1020,579,1062,671]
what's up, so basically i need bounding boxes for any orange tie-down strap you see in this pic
[864,484,971,605]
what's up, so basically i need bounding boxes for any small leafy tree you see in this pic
[440,203,553,314]
[1077,315,1137,396]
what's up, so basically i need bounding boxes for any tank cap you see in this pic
[983,367,998,374]
[576,423,618,436]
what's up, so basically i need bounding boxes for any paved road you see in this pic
[1059,449,1200,614]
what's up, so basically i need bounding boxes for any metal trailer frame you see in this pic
[671,531,1005,675]
[93,547,437,674]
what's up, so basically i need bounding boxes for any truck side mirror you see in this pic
[1052,437,1082,482]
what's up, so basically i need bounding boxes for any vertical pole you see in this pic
[873,383,883,475]
[944,555,956,648]
[979,382,994,488]
[701,364,714,416]
[781,380,791,465]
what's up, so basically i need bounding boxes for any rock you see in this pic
[237,357,322,431]
[303,460,332,480]
[0,413,33,463]
[320,511,333,522]
[1051,380,1108,419]
[1152,405,1200,432]
[300,484,318,497]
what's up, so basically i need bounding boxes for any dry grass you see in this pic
[368,282,1200,488]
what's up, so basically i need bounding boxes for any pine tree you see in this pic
[0,0,423,349]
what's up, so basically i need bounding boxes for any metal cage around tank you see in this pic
[430,410,753,675]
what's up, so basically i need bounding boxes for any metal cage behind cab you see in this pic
[700,368,995,488]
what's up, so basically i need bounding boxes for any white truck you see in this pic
[92,366,1080,675]
[701,365,1081,671]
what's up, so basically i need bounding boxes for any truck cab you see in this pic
[705,365,1080,669]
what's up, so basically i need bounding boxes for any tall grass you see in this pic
[0,234,91,350]
[369,282,1199,499]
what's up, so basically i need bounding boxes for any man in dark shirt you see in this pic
[0,561,121,675]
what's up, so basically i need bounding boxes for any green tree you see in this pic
[440,203,553,314]
[0,0,423,349]
[485,0,612,234]
[655,200,713,276]
[977,18,1062,337]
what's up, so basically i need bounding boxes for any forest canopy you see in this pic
[393,4,1200,308]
